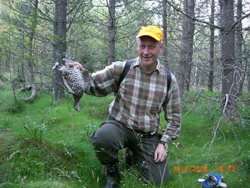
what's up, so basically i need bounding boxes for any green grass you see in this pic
[0,88,249,187]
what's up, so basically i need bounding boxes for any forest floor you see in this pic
[0,88,249,188]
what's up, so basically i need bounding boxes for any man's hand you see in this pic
[68,61,84,73]
[154,143,167,163]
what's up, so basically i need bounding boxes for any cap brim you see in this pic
[136,34,161,41]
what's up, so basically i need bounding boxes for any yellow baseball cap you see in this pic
[136,26,162,41]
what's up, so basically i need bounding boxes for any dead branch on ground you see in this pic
[18,84,36,102]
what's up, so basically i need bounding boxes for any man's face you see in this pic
[136,36,163,69]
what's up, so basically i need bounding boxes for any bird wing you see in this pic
[82,68,90,90]
[62,76,75,95]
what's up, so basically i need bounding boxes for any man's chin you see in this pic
[142,58,152,63]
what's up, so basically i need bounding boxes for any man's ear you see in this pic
[159,42,164,53]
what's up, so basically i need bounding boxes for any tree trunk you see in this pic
[247,57,250,93]
[27,0,38,83]
[208,0,214,92]
[53,0,67,99]
[184,0,195,92]
[107,0,116,65]
[179,0,195,98]
[162,0,167,67]
[236,0,244,96]
[219,0,238,120]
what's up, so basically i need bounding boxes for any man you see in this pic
[71,25,181,187]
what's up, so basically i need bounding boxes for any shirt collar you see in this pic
[134,57,161,73]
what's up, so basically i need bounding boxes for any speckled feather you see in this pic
[53,60,89,111]
[61,66,86,97]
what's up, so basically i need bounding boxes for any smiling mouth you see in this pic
[143,56,152,59]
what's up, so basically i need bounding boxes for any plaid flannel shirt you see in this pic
[85,58,181,144]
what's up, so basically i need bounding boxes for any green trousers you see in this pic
[90,116,169,185]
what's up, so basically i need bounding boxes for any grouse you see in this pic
[52,59,89,112]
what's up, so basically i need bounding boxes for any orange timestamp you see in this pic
[173,165,208,172]
[216,166,235,172]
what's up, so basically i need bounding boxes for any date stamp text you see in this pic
[172,165,236,172]
[173,166,208,172]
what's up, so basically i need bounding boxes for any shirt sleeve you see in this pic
[85,61,125,97]
[161,73,182,144]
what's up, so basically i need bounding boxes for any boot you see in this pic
[102,163,120,188]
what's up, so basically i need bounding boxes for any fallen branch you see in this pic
[183,89,204,117]
[200,94,220,102]
[208,94,229,153]
[18,84,36,102]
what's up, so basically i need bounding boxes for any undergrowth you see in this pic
[0,88,249,187]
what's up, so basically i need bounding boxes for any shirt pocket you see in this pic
[147,90,166,112]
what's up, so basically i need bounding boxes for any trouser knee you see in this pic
[91,130,107,150]
[90,123,123,164]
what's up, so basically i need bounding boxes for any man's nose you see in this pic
[143,47,149,54]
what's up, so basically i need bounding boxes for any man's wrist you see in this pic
[159,141,168,149]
